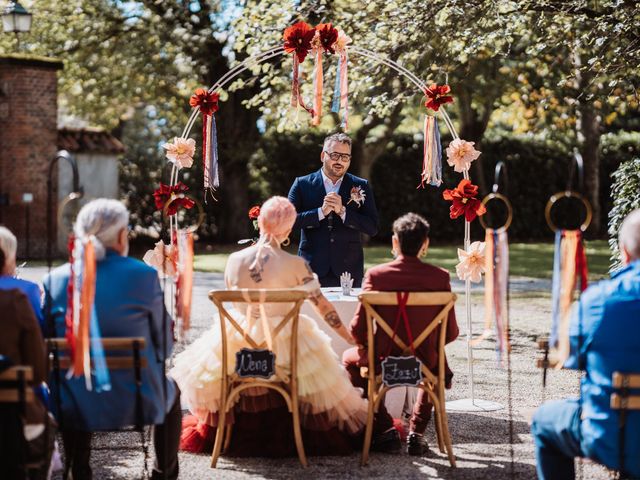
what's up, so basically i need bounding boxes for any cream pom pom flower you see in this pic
[446,138,481,173]
[455,241,486,283]
[163,137,196,169]
[143,240,177,278]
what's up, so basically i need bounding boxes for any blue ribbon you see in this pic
[209,115,219,189]
[549,230,562,346]
[429,118,442,186]
[331,56,342,114]
[90,304,111,392]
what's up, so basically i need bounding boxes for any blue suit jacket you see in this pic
[288,169,379,286]
[565,259,640,475]
[43,251,176,431]
[0,276,43,330]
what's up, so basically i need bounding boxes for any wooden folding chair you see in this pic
[46,338,150,476]
[359,291,457,467]
[610,371,640,478]
[209,289,308,468]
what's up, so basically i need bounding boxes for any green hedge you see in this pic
[608,157,640,269]
[248,131,640,243]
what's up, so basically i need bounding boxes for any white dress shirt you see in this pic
[318,169,347,222]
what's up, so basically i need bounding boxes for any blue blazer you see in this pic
[0,275,43,329]
[43,251,176,431]
[288,169,379,286]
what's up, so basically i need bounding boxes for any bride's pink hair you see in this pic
[258,196,297,238]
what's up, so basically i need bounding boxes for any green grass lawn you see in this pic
[194,239,612,280]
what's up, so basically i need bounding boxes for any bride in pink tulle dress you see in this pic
[170,196,368,456]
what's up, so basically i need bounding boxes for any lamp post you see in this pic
[2,1,32,49]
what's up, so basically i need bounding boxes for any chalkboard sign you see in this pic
[381,355,423,387]
[235,348,276,379]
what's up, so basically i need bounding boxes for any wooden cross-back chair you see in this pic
[610,372,640,478]
[46,337,150,478]
[359,291,457,467]
[0,366,35,474]
[209,289,308,468]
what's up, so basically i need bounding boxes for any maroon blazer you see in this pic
[350,255,459,385]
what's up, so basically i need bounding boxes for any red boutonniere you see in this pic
[153,182,195,215]
[283,21,316,62]
[189,88,219,116]
[316,23,339,54]
[424,84,453,112]
[442,179,487,222]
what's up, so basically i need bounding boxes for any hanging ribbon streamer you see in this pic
[175,229,194,337]
[189,88,220,200]
[65,237,110,391]
[331,52,349,130]
[312,49,323,126]
[418,116,442,188]
[549,230,588,364]
[472,229,510,364]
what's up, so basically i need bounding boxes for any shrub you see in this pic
[608,158,640,269]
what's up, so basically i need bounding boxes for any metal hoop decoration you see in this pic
[56,191,85,234]
[479,193,513,233]
[480,161,513,232]
[544,190,593,233]
[162,194,205,234]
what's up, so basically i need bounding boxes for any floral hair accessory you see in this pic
[162,137,196,169]
[347,185,366,207]
[153,182,195,215]
[446,138,481,173]
[442,179,487,222]
[143,240,178,278]
[424,84,453,112]
[189,88,219,116]
[248,205,261,220]
[283,21,316,62]
[456,241,486,283]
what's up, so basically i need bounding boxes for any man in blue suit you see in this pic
[531,209,640,479]
[43,199,180,480]
[288,133,379,287]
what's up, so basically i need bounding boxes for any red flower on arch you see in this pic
[316,23,339,54]
[442,179,486,222]
[189,88,219,116]
[153,182,195,216]
[283,21,316,62]
[424,84,454,112]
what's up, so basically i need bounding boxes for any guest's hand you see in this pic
[326,192,343,213]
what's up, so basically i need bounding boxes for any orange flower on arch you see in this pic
[316,23,339,54]
[442,179,487,222]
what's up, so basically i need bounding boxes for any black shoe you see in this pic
[407,432,429,456]
[370,428,402,453]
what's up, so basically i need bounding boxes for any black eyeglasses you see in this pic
[324,151,352,162]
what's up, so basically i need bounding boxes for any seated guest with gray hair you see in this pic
[43,199,180,480]
[0,226,44,328]
[531,208,640,479]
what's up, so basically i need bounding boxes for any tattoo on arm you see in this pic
[308,288,321,305]
[324,311,342,329]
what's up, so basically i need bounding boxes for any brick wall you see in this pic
[0,55,63,259]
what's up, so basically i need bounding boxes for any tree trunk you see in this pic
[574,53,602,235]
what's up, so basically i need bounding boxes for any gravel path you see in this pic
[20,267,606,480]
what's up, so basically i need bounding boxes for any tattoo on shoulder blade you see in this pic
[248,253,270,283]
[324,311,341,328]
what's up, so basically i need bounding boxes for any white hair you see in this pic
[74,199,129,260]
[0,226,17,262]
[619,208,640,262]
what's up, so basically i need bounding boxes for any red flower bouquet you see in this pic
[189,88,219,116]
[153,182,195,215]
[283,21,316,62]
[424,84,453,112]
[442,179,487,222]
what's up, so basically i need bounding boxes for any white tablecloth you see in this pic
[301,287,417,420]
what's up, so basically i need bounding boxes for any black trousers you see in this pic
[62,388,182,480]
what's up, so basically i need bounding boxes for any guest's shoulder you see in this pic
[346,172,369,185]
[296,170,321,183]
[421,261,452,280]
[0,275,40,294]
[117,255,157,277]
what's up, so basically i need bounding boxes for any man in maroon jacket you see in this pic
[342,213,459,455]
